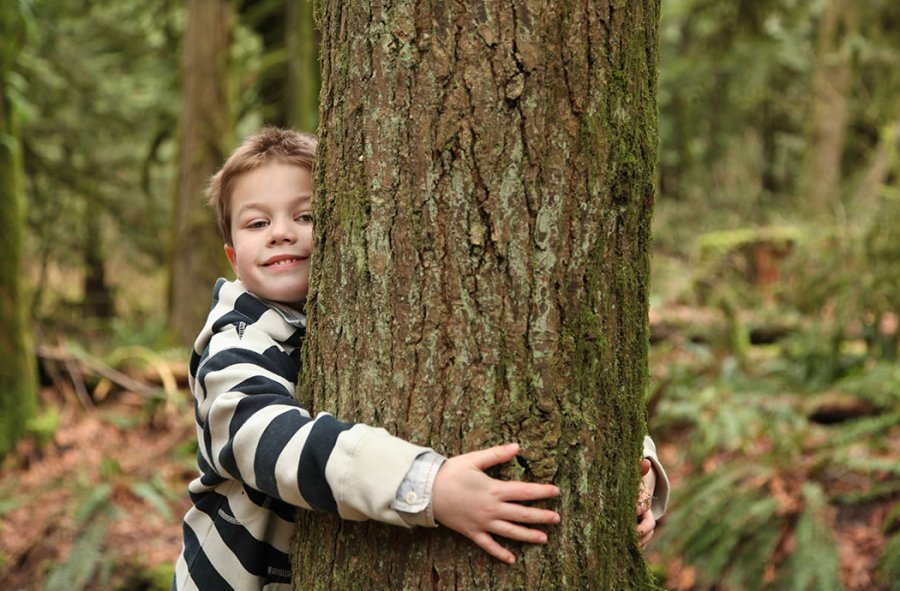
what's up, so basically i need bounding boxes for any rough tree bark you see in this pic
[294,2,660,589]
[168,0,234,346]
[0,3,38,455]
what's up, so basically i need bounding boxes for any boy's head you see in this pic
[207,127,317,246]
[208,127,318,309]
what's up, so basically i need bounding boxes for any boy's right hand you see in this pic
[432,443,561,564]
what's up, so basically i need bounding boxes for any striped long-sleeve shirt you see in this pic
[174,279,432,590]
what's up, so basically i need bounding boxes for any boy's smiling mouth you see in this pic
[263,255,306,267]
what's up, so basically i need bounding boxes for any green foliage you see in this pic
[131,477,175,521]
[659,463,781,587]
[44,518,111,591]
[878,531,900,591]
[18,0,184,328]
[25,405,61,447]
[651,337,899,590]
[778,483,842,591]
[118,562,177,591]
[652,13,899,585]
[44,483,117,591]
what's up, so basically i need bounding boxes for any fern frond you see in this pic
[778,482,842,591]
[827,411,900,447]
[877,532,900,591]
[44,519,109,591]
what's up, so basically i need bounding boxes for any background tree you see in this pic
[293,2,660,589]
[19,0,182,332]
[804,0,856,209]
[0,1,38,455]
[168,0,235,346]
[239,0,320,130]
[285,0,319,132]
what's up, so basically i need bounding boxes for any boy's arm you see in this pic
[196,323,429,526]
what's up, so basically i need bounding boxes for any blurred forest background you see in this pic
[0,0,898,589]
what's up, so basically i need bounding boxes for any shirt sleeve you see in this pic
[194,320,430,527]
[642,435,670,519]
[392,451,446,528]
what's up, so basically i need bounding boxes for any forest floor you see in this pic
[0,382,195,591]
[0,356,896,590]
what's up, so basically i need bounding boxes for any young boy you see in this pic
[173,127,668,590]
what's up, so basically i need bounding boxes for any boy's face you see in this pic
[225,162,314,309]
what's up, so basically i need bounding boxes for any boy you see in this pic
[174,127,668,590]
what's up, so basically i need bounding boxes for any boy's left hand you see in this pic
[636,458,657,549]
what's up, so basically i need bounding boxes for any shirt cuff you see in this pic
[642,435,670,519]
[392,451,446,528]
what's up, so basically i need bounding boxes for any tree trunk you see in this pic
[285,0,319,132]
[805,0,856,209]
[82,200,115,320]
[168,0,234,346]
[294,2,659,589]
[0,3,38,456]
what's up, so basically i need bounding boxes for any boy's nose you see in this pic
[268,221,297,244]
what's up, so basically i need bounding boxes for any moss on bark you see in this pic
[0,4,38,456]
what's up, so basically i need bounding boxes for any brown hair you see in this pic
[207,127,318,245]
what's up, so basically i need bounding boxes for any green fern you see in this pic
[44,519,110,591]
[826,411,900,448]
[722,524,782,590]
[656,464,784,589]
[877,532,900,591]
[777,483,842,591]
[131,479,174,521]
[651,327,897,591]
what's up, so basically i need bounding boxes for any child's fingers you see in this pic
[487,521,549,545]
[639,529,654,549]
[640,458,651,476]
[636,509,656,549]
[493,502,560,525]
[636,511,655,535]
[466,443,521,470]
[471,532,516,564]
[496,480,560,502]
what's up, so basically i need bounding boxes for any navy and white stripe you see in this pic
[174,279,430,590]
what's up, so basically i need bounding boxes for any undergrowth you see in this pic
[649,336,900,590]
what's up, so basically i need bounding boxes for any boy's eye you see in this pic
[296,213,314,224]
[248,220,268,229]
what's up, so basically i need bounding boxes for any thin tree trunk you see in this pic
[286,0,319,133]
[168,0,234,346]
[0,4,38,455]
[294,2,659,589]
[82,200,115,320]
[805,0,856,209]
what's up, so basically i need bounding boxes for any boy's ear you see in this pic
[224,244,239,276]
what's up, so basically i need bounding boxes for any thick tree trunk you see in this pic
[168,0,233,346]
[0,4,38,455]
[294,2,659,589]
